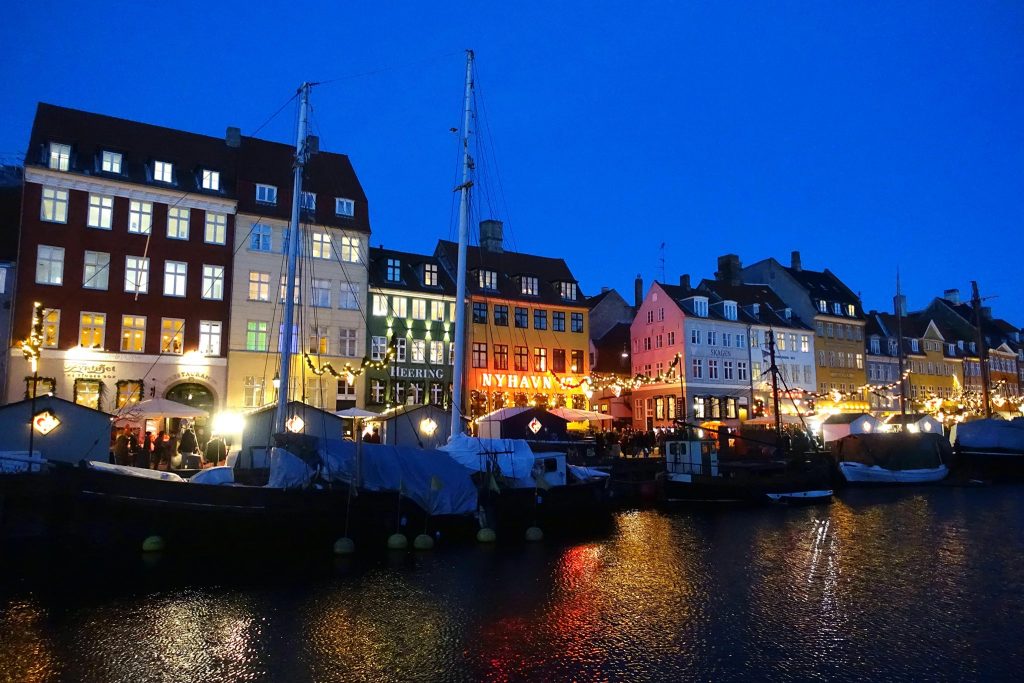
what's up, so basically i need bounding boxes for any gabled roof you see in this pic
[586,288,617,308]
[698,279,812,330]
[783,266,863,314]
[434,240,584,307]
[368,246,456,296]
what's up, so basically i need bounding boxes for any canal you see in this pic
[1,485,1022,682]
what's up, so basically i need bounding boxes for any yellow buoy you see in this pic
[333,537,355,555]
[476,527,497,543]
[142,535,164,553]
[413,534,435,550]
[387,533,408,550]
[524,526,544,542]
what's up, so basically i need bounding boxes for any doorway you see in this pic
[165,383,215,446]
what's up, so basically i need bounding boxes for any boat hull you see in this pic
[482,480,613,534]
[838,462,948,485]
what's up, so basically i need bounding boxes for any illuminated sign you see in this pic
[528,417,542,434]
[32,410,61,435]
[480,373,564,390]
[390,366,445,380]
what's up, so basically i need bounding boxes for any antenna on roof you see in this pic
[658,242,666,283]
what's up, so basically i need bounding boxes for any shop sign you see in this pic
[390,366,445,380]
[33,410,60,435]
[480,373,559,390]
[168,371,212,382]
[709,349,736,358]
[64,362,116,379]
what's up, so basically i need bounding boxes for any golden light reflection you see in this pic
[0,599,53,683]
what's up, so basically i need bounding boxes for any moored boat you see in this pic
[831,432,950,485]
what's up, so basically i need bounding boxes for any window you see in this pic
[534,309,548,330]
[311,232,331,259]
[312,279,331,307]
[707,331,717,346]
[816,321,825,337]
[334,197,355,217]
[370,379,385,404]
[201,169,220,191]
[692,358,703,378]
[647,311,654,324]
[116,380,142,409]
[163,261,187,297]
[205,212,227,244]
[339,282,360,310]
[571,312,584,333]
[826,323,834,337]
[817,350,825,367]
[534,347,548,372]
[473,302,488,323]
[846,304,855,316]
[300,191,316,211]
[492,344,509,370]
[494,304,509,326]
[309,327,329,355]
[386,258,401,282]
[777,334,786,351]
[153,161,173,183]
[83,250,110,290]
[832,302,842,315]
[124,256,149,293]
[553,311,566,331]
[199,321,222,355]
[337,376,357,402]
[158,318,183,354]
[521,276,538,296]
[691,329,701,345]
[167,206,190,239]
[37,309,58,348]
[245,321,269,351]
[79,312,106,349]
[338,328,358,357]
[643,337,651,351]
[560,282,577,300]
[202,265,224,300]
[413,339,428,363]
[801,335,810,352]
[36,245,64,285]
[393,381,406,404]
[74,379,101,410]
[256,184,277,205]
[724,360,734,380]
[570,350,584,373]
[668,331,676,346]
[430,340,445,364]
[383,296,402,318]
[49,143,70,170]
[472,342,488,368]
[515,307,528,328]
[479,270,498,290]
[371,336,387,361]
[422,263,438,286]
[87,194,114,229]
[431,300,445,321]
[40,187,68,223]
[708,359,719,379]
[722,332,732,347]
[724,302,738,320]
[372,294,389,316]
[856,354,864,370]
[514,346,528,371]
[340,236,360,262]
[911,339,920,353]
[411,299,426,320]
[693,298,709,317]
[121,315,146,352]
[129,200,152,234]
[242,376,265,408]
[250,224,272,251]
[738,361,748,381]
[101,151,122,174]
[549,348,565,373]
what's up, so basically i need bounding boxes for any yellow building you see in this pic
[903,319,963,411]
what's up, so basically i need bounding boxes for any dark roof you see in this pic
[368,246,456,295]
[823,412,871,425]
[586,289,616,308]
[434,240,584,307]
[698,279,812,330]
[783,266,864,318]
[592,322,632,373]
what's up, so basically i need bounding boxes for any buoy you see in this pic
[333,537,355,556]
[387,533,408,550]
[476,527,497,543]
[524,526,544,542]
[142,535,164,553]
[413,534,435,550]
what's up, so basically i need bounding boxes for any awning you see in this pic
[548,407,613,422]
[334,407,380,419]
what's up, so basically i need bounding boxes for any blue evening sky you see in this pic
[2,2,1022,323]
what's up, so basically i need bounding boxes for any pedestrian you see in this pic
[204,435,227,467]
[153,430,167,470]
[134,431,152,468]
[113,427,131,466]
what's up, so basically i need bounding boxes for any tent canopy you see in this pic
[117,398,208,420]
[548,407,613,422]
[334,407,380,419]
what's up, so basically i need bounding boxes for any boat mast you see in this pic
[971,280,992,418]
[275,82,312,433]
[450,50,475,437]
[769,329,781,439]
[895,269,907,420]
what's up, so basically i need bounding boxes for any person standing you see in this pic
[133,431,152,468]
[113,427,131,466]
[204,435,227,467]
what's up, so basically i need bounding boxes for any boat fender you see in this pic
[525,526,544,542]
[142,535,164,553]
[333,537,355,556]
[476,527,497,543]
[387,533,408,550]
[413,534,435,550]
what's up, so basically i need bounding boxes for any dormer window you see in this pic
[888,339,898,355]
[386,258,401,282]
[957,340,964,350]
[783,308,792,320]
[521,276,538,296]
[153,160,173,183]
[832,302,842,315]
[256,184,277,205]
[48,143,71,171]
[101,151,122,174]
[818,299,827,313]
[300,191,316,211]
[693,297,709,318]
[479,270,498,290]
[870,337,880,354]
[969,342,976,353]
[201,169,220,191]
[723,301,737,321]
[911,339,919,353]
[423,263,438,287]
[750,303,760,316]
[947,344,955,355]
[846,304,855,316]
[335,197,355,217]
[560,282,578,301]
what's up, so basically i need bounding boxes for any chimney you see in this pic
[679,274,691,290]
[600,286,609,294]
[634,274,643,308]
[943,288,960,305]
[981,306,992,321]
[791,250,802,271]
[225,126,241,148]
[715,254,742,286]
[894,294,907,317]
[479,219,503,253]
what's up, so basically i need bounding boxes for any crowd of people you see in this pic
[111,422,227,471]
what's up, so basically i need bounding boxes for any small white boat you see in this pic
[765,489,833,504]
[838,462,947,484]
[832,433,950,486]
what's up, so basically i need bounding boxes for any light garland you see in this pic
[20,302,44,373]
[550,353,683,392]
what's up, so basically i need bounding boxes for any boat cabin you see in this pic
[664,436,719,481]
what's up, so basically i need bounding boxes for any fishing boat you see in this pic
[831,432,949,484]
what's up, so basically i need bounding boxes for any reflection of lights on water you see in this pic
[0,598,53,683]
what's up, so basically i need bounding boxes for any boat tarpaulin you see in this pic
[266,448,317,489]
[955,418,1024,453]
[439,433,536,479]
[87,461,186,482]
[568,464,611,481]
[832,433,948,470]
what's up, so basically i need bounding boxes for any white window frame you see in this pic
[340,328,358,357]
[124,256,150,293]
[79,312,106,349]
[300,191,316,211]
[49,143,71,171]
[256,184,278,205]
[153,160,173,183]
[160,318,185,354]
[339,282,360,310]
[412,339,426,363]
[163,261,188,297]
[340,236,360,263]
[311,278,331,307]
[101,150,122,174]
[83,250,110,290]
[202,265,225,300]
[411,299,426,320]
[250,223,272,251]
[479,270,498,290]
[311,232,331,259]
[335,197,355,217]
[371,336,387,361]
[121,315,146,352]
[199,320,222,356]
[167,206,190,240]
[40,187,68,223]
[201,169,220,191]
[204,212,227,245]
[129,200,153,234]
[87,194,114,229]
[372,294,389,316]
[36,245,65,285]
[521,276,539,296]
[249,271,271,302]
[423,263,438,286]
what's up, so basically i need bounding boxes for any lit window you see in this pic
[124,256,149,293]
[160,318,184,354]
[392,297,407,318]
[250,224,272,251]
[87,194,114,229]
[36,245,65,285]
[371,336,387,361]
[312,279,331,307]
[101,151,122,174]
[423,263,438,286]
[79,312,106,349]
[74,379,101,410]
[201,169,220,191]
[199,321,222,356]
[129,201,153,234]
[278,275,298,304]
[534,347,547,372]
[49,143,71,170]
[41,309,60,348]
[163,261,187,297]
[479,270,498,290]
[386,258,401,282]
[202,265,224,300]
[300,191,316,211]
[472,342,488,368]
[248,271,271,301]
[340,236,360,263]
[246,321,269,351]
[121,315,146,352]
[256,184,277,204]
[243,376,265,408]
[430,340,444,364]
[411,299,426,320]
[412,339,426,363]
[431,300,445,321]
[560,282,577,300]
[311,232,331,259]
[40,187,68,223]
[167,206,190,239]
[521,276,538,295]
[83,251,110,290]
[335,197,354,217]
[309,327,329,355]
[153,160,173,183]
[205,212,227,244]
[372,294,389,316]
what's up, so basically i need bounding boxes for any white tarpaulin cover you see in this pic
[955,418,1024,452]
[549,407,614,422]
[189,466,235,486]
[87,461,185,482]
[440,432,537,479]
[568,464,611,480]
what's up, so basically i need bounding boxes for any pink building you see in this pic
[630,282,687,430]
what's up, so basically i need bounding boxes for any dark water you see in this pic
[2,486,1023,682]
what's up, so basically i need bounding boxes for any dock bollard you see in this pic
[413,534,435,550]
[387,533,408,550]
[524,526,544,542]
[142,535,164,553]
[333,537,355,555]
[476,527,497,543]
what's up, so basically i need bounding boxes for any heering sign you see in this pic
[480,373,558,390]
[390,366,445,380]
